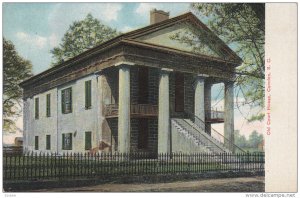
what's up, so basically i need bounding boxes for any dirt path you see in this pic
[33,176,264,192]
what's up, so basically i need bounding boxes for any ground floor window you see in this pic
[34,136,39,150]
[85,131,92,150]
[62,133,72,150]
[46,135,51,150]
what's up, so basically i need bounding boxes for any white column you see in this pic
[204,83,212,135]
[224,81,235,152]
[194,76,205,120]
[96,71,104,150]
[118,65,131,153]
[158,68,172,153]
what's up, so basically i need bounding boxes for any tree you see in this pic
[248,130,263,148]
[234,130,248,148]
[3,38,33,132]
[51,13,120,65]
[173,3,265,121]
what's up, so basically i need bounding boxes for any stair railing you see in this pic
[184,111,245,153]
[173,119,228,153]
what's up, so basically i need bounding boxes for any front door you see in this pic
[175,72,184,112]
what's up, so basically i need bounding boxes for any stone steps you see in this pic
[171,118,231,154]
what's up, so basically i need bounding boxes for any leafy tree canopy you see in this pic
[235,130,264,150]
[51,13,120,65]
[172,3,265,122]
[3,38,33,132]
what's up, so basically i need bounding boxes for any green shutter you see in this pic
[89,81,92,107]
[46,135,51,150]
[69,133,72,150]
[35,98,39,119]
[61,90,65,113]
[85,81,92,109]
[46,94,51,117]
[85,81,88,108]
[62,134,65,150]
[35,136,39,150]
[85,132,92,150]
[69,88,72,113]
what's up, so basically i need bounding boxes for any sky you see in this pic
[2,3,263,144]
[3,2,191,74]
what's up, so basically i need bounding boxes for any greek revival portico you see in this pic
[110,61,235,153]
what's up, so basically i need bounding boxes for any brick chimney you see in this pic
[150,9,169,25]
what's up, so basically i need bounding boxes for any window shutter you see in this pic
[61,90,65,114]
[85,81,91,109]
[69,133,73,150]
[85,81,88,108]
[85,132,92,150]
[46,135,51,150]
[35,98,39,119]
[88,81,91,107]
[69,88,72,113]
[62,134,65,150]
[35,136,39,150]
[46,94,51,117]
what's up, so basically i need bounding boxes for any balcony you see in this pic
[205,110,224,123]
[104,104,158,118]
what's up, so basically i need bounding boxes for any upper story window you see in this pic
[61,87,72,114]
[85,80,92,109]
[46,94,51,117]
[35,98,39,119]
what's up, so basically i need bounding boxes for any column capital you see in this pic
[160,68,173,73]
[195,74,209,81]
[197,74,209,78]
[114,61,135,67]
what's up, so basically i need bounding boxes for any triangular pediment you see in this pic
[134,22,227,59]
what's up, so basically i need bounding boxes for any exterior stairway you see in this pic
[171,118,231,154]
[171,111,245,155]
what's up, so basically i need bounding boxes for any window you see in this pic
[85,80,92,109]
[46,94,51,117]
[35,136,39,150]
[46,135,51,150]
[61,88,72,114]
[62,133,72,150]
[35,98,39,119]
[85,131,92,150]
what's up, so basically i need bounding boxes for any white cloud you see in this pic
[136,3,159,15]
[101,3,122,22]
[16,32,47,49]
[49,33,59,48]
[47,3,123,44]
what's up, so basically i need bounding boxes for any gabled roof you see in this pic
[20,12,242,88]
[123,12,241,63]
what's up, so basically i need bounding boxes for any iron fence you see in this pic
[3,152,264,181]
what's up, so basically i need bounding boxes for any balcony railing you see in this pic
[205,110,224,123]
[104,104,158,118]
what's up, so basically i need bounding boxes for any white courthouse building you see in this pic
[20,10,242,155]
